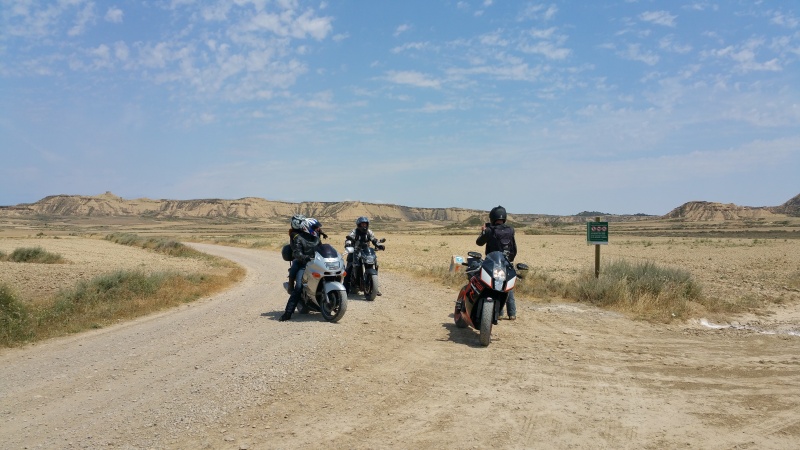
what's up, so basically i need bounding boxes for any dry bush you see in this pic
[2,246,65,264]
[4,266,244,346]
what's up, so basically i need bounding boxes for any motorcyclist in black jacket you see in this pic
[476,205,518,320]
[343,216,384,294]
[279,218,322,322]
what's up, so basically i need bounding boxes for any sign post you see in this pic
[586,217,608,278]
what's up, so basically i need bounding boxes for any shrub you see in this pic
[0,284,33,346]
[7,246,65,264]
[105,233,203,258]
[32,268,240,341]
[565,260,703,322]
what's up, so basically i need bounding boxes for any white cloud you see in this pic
[200,3,230,21]
[417,103,455,113]
[394,24,411,37]
[391,41,432,53]
[705,38,783,72]
[520,27,571,60]
[639,10,677,27]
[519,4,558,22]
[620,44,659,65]
[771,11,799,28]
[105,7,123,23]
[658,36,692,54]
[385,70,441,88]
[519,40,570,60]
[448,61,544,83]
[245,9,332,40]
[114,41,130,61]
[67,2,96,37]
[479,32,510,47]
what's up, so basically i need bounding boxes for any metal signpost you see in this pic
[586,217,608,278]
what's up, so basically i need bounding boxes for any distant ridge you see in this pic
[0,192,797,222]
[0,192,483,223]
[664,194,800,220]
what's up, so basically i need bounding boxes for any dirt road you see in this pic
[1,243,799,449]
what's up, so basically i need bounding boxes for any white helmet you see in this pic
[291,214,306,230]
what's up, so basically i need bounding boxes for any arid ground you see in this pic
[1,228,799,449]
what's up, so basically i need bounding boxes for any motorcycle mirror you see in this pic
[516,263,529,271]
[467,251,482,259]
[379,238,386,243]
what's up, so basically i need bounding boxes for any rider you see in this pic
[344,216,384,294]
[476,205,518,320]
[285,214,306,293]
[279,218,322,322]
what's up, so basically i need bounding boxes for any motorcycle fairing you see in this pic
[479,251,517,292]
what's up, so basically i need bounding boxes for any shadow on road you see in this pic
[442,320,484,347]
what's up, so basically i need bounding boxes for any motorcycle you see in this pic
[282,242,348,322]
[344,238,385,301]
[453,250,528,346]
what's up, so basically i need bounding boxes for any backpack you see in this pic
[495,226,513,248]
[493,225,516,261]
[281,244,293,262]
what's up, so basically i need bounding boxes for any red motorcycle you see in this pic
[453,251,528,346]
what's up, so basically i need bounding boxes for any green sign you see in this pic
[587,221,609,245]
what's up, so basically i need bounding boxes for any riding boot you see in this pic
[279,311,292,322]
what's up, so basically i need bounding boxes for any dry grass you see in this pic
[0,234,244,347]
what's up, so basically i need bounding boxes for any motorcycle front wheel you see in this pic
[364,274,379,301]
[320,289,347,322]
[479,299,493,346]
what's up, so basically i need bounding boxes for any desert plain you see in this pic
[1,214,799,449]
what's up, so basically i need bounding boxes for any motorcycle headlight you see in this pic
[492,267,506,282]
[325,260,341,271]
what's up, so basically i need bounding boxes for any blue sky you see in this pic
[2,0,798,216]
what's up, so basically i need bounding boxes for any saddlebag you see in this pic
[281,244,292,262]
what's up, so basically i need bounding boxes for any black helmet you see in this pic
[356,216,369,231]
[489,206,507,224]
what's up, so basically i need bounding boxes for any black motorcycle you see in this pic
[344,238,385,301]
[454,250,528,346]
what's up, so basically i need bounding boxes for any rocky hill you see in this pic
[664,194,800,220]
[0,192,482,224]
[1,192,797,223]
[664,202,776,221]
[770,193,800,217]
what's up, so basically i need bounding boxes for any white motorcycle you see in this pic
[283,242,348,322]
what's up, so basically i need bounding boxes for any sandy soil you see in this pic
[1,236,799,449]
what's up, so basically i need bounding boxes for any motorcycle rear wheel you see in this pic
[320,289,347,322]
[479,300,493,346]
[364,274,379,301]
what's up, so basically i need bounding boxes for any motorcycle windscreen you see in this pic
[316,243,340,258]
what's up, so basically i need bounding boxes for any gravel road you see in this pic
[2,243,799,449]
